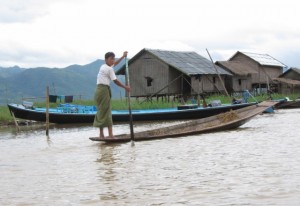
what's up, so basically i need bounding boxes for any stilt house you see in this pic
[216,61,257,93]
[273,67,300,94]
[227,51,287,93]
[116,48,231,98]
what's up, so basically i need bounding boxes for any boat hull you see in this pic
[90,101,278,143]
[7,103,256,124]
[275,100,300,109]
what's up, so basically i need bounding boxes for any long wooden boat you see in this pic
[274,99,300,109]
[7,102,255,124]
[89,101,278,143]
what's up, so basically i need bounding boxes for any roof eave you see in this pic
[115,48,148,75]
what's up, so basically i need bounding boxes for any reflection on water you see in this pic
[0,109,300,205]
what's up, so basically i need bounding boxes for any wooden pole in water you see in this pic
[125,57,135,144]
[46,86,50,136]
[11,111,20,132]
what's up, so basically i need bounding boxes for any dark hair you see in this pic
[105,52,115,60]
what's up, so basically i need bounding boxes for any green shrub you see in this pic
[0,106,13,123]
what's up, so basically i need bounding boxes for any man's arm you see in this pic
[113,79,131,92]
[114,51,128,66]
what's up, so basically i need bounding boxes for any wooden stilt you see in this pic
[171,96,174,108]
[197,94,201,107]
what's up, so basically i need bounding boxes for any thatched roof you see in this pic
[116,48,231,76]
[273,77,300,85]
[216,61,258,76]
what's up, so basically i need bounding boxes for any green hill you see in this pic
[0,60,125,105]
[0,66,24,78]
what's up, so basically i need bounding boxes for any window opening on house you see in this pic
[145,76,153,87]
[238,79,242,86]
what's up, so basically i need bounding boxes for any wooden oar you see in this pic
[125,57,135,144]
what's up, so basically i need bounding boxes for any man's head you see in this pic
[105,52,115,66]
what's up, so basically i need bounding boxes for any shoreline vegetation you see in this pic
[0,93,299,126]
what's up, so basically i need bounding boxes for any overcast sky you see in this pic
[0,0,299,68]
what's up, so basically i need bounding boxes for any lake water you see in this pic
[0,109,300,206]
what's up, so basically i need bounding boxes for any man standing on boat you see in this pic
[93,51,130,138]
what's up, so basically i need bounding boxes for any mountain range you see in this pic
[0,60,125,105]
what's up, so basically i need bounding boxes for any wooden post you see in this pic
[11,111,20,132]
[46,86,50,136]
[197,94,201,107]
[206,49,230,97]
[171,96,174,108]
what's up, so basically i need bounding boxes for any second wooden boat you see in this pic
[275,99,300,109]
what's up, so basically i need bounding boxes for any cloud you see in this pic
[0,0,78,23]
[0,0,50,23]
[0,40,91,68]
[0,0,300,68]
